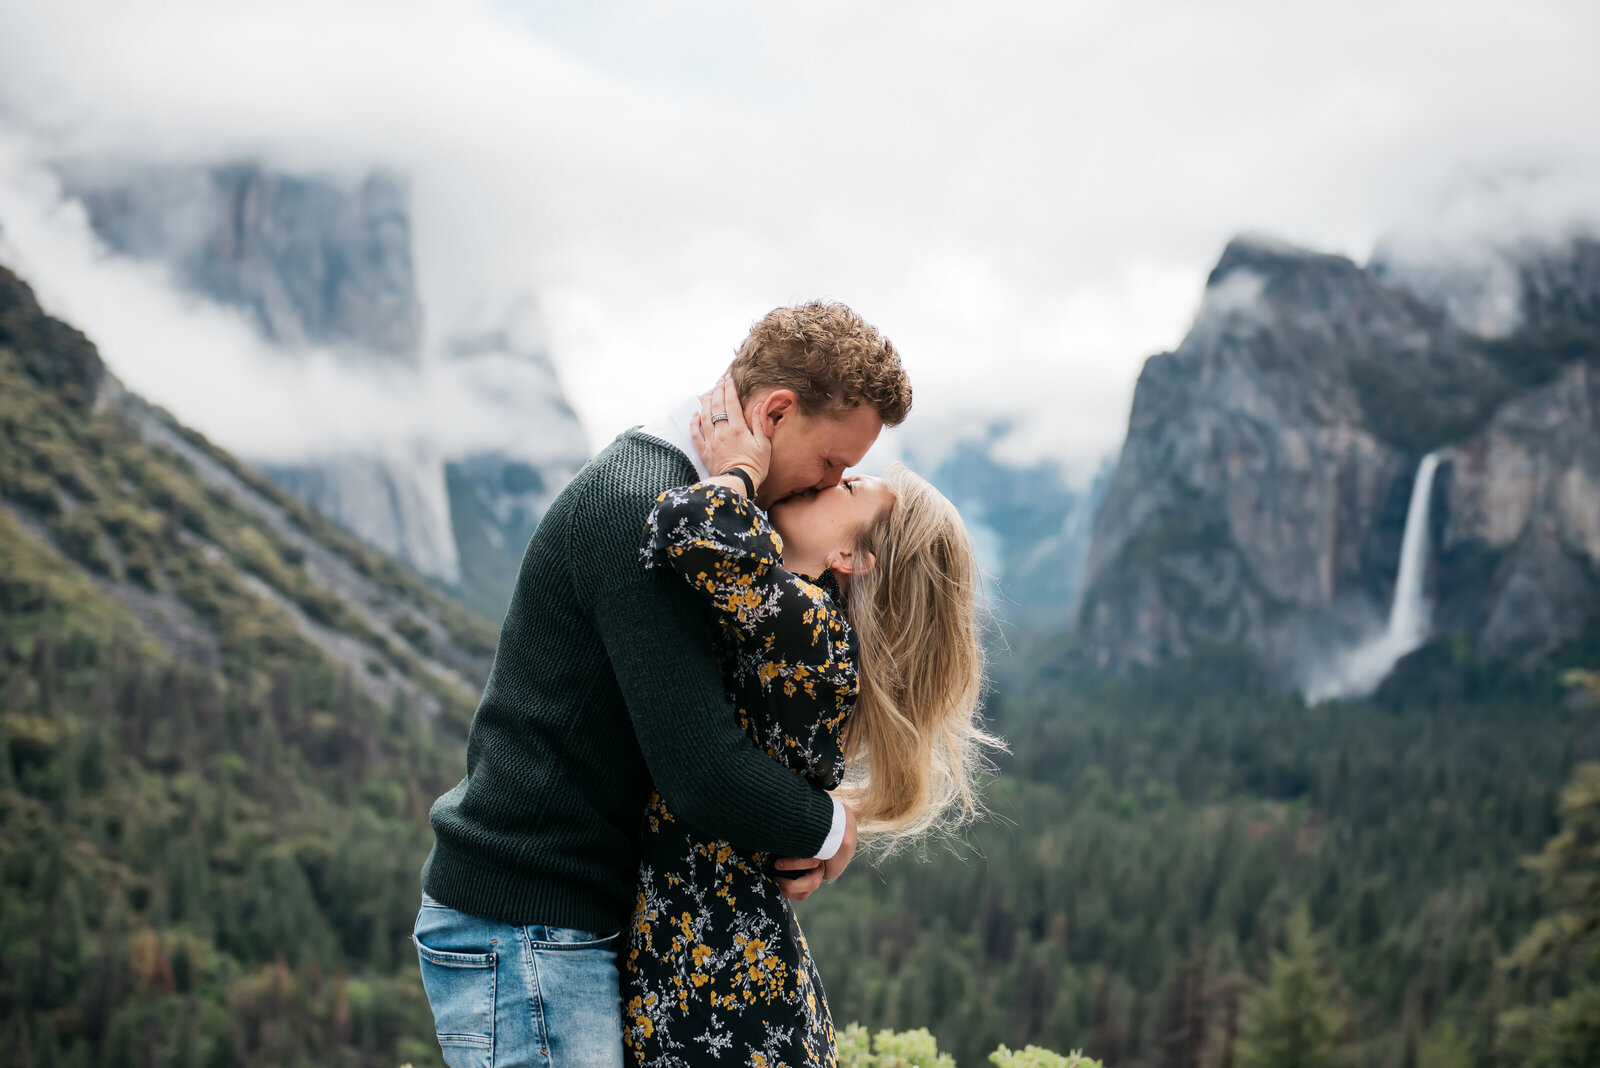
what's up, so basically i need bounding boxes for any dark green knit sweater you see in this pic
[421,430,836,933]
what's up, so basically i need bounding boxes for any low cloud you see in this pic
[1,0,1598,477]
[0,127,585,466]
[1372,170,1600,337]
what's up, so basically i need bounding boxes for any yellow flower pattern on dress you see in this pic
[627,484,855,1067]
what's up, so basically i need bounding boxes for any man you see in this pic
[414,301,913,1067]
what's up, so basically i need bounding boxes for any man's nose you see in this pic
[812,468,845,491]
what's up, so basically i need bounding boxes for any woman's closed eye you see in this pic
[843,479,856,495]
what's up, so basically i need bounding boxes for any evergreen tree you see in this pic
[1236,904,1348,1068]
[0,717,12,793]
[1153,948,1207,1068]
[1498,671,1600,1067]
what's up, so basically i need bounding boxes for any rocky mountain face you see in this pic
[1074,233,1600,692]
[1436,349,1600,664]
[907,427,1110,627]
[56,160,587,619]
[66,162,423,360]
[0,258,495,720]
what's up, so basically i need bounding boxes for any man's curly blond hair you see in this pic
[728,301,912,426]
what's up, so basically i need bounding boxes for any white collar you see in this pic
[637,396,710,480]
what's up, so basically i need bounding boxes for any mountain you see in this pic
[64,161,424,361]
[0,255,497,718]
[57,159,588,619]
[1073,232,1600,694]
[0,254,498,1063]
[907,426,1111,627]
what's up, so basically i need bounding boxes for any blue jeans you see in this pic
[413,892,624,1068]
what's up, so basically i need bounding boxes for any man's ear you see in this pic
[758,389,798,432]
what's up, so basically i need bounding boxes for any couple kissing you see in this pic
[413,301,994,1067]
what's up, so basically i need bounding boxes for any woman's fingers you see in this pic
[695,382,743,477]
[720,375,744,430]
[700,384,718,430]
[745,395,772,487]
[709,376,733,441]
[749,395,770,446]
[688,374,772,487]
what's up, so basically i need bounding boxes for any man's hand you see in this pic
[770,857,824,901]
[772,803,857,901]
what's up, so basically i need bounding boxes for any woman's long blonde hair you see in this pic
[834,462,999,850]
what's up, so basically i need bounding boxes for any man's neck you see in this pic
[637,396,710,480]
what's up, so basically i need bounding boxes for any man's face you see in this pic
[756,397,884,509]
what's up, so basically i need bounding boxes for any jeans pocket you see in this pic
[527,924,620,950]
[415,935,497,1068]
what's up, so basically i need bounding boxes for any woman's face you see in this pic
[768,474,893,576]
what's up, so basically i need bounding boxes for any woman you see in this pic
[622,379,994,1065]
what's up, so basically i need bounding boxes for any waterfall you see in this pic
[1302,452,1442,703]
[1386,452,1442,649]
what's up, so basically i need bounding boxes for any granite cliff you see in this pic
[57,160,587,619]
[1074,233,1600,693]
[66,162,423,361]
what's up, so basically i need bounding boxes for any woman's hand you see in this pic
[692,374,771,491]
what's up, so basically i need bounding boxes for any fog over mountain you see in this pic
[2,1,1600,637]
[2,0,1598,484]
[0,141,588,617]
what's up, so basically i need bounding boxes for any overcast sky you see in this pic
[1,0,1597,481]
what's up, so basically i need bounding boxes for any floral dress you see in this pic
[624,483,858,1067]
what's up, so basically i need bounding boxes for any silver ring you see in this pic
[710,411,730,424]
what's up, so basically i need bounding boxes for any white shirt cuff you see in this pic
[813,797,847,861]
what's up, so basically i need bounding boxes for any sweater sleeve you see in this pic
[578,480,835,858]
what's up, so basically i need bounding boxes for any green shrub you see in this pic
[9,468,60,515]
[393,615,434,657]
[989,1045,1104,1068]
[838,1026,955,1068]
[47,509,115,577]
[98,500,161,557]
[836,1026,1100,1068]
[134,456,216,538]
[233,525,297,591]
[122,541,162,590]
